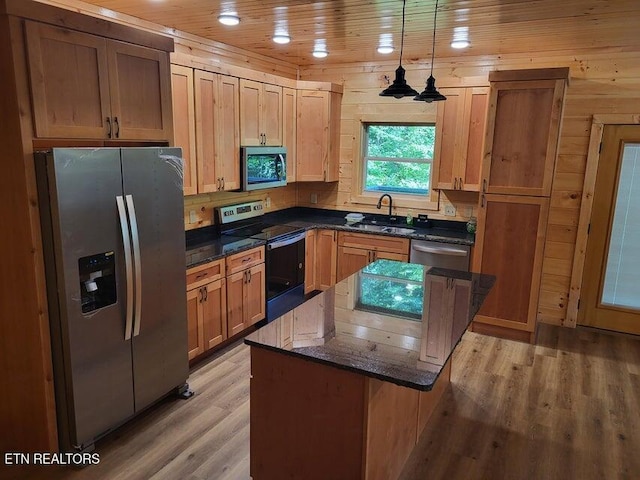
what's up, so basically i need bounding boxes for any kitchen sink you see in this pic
[353,224,415,235]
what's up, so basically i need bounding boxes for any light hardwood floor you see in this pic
[8,325,640,480]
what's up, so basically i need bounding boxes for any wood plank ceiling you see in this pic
[75,0,640,66]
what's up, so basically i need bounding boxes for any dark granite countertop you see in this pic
[186,226,265,269]
[185,207,475,269]
[245,259,495,391]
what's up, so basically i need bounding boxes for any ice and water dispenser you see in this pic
[78,252,117,313]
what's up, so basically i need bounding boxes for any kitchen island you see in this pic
[245,260,494,480]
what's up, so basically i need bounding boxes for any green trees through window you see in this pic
[364,124,436,195]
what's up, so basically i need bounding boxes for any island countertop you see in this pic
[245,260,495,391]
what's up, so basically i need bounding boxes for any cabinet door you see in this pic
[25,21,111,139]
[337,246,369,283]
[262,84,283,146]
[187,288,204,360]
[474,194,549,333]
[304,229,317,294]
[326,91,342,182]
[171,65,197,195]
[296,90,329,181]
[316,229,337,290]
[202,279,227,350]
[106,40,172,141]
[433,88,464,190]
[227,270,246,337]
[240,79,262,145]
[283,87,297,182]
[460,87,488,192]
[482,78,566,196]
[246,263,266,326]
[217,75,241,191]
[374,251,408,262]
[194,70,219,193]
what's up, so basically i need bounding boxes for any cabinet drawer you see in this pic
[338,232,409,255]
[226,246,265,275]
[186,259,224,290]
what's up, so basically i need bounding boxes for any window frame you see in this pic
[362,123,435,197]
[350,113,440,211]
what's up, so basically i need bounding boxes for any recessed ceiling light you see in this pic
[272,34,291,44]
[451,40,470,49]
[312,49,328,58]
[377,45,394,54]
[313,39,328,58]
[218,13,240,26]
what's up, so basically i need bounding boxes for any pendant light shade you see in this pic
[415,0,446,103]
[380,0,417,98]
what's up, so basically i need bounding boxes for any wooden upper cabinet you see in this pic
[107,40,172,141]
[482,69,569,197]
[25,21,111,139]
[239,79,282,146]
[433,87,488,192]
[282,87,297,182]
[171,65,197,195]
[194,70,219,193]
[296,89,342,182]
[216,74,241,191]
[25,20,172,141]
[190,70,240,194]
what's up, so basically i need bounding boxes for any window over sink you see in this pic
[363,124,435,196]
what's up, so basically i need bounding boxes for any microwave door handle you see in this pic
[278,154,286,180]
[267,232,306,250]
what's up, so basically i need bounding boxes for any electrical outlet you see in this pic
[265,196,271,208]
[310,193,318,204]
[464,206,473,218]
[189,210,197,224]
[444,205,456,217]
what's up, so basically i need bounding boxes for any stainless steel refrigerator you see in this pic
[36,147,190,453]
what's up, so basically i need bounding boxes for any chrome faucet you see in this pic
[376,194,393,217]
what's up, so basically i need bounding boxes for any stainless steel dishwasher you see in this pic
[409,239,471,271]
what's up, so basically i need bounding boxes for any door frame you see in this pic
[566,114,640,327]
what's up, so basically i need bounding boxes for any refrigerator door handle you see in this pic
[116,195,135,341]
[126,194,143,337]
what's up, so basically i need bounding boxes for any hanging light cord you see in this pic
[399,0,407,66]
[430,0,439,76]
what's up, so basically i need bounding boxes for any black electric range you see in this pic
[216,201,307,321]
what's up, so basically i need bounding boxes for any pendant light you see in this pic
[414,0,446,103]
[380,0,418,98]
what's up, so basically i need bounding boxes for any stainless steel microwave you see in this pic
[241,146,287,191]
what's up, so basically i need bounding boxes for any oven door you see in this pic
[265,231,305,320]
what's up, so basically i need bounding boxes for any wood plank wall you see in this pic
[299,51,640,327]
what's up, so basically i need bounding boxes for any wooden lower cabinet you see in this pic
[227,263,266,336]
[186,279,227,361]
[304,229,317,293]
[471,194,549,341]
[336,232,409,283]
[315,229,337,290]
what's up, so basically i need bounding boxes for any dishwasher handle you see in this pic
[411,244,469,257]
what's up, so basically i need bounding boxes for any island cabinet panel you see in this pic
[25,20,173,141]
[250,347,366,480]
[473,195,549,335]
[171,65,197,195]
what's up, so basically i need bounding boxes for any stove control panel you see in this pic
[217,200,264,224]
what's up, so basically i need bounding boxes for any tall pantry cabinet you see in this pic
[471,68,569,343]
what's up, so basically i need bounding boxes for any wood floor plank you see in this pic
[8,325,640,480]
